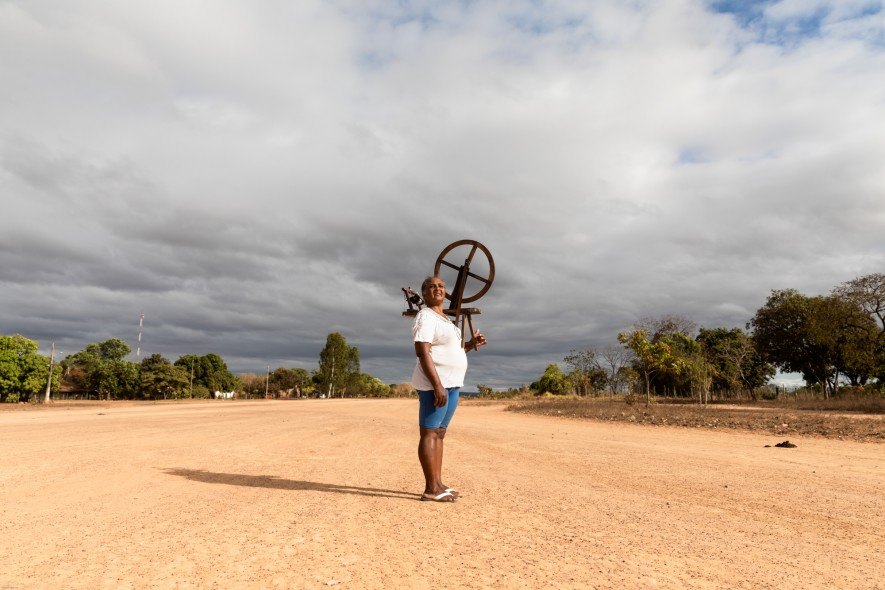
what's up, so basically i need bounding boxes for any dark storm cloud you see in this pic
[2,0,884,388]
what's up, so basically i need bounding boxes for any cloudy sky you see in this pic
[2,0,884,388]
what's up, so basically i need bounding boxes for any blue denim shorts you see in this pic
[417,387,460,429]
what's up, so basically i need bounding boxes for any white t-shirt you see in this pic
[410,308,468,390]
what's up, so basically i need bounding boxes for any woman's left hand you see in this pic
[469,331,487,351]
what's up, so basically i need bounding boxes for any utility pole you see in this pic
[136,313,144,358]
[265,365,270,399]
[43,342,56,403]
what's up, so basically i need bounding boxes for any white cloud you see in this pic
[1,0,883,387]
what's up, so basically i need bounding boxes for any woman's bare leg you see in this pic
[419,427,454,501]
[419,428,442,494]
[435,428,459,497]
[435,428,444,490]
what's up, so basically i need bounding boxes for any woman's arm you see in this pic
[415,341,447,407]
[464,330,488,353]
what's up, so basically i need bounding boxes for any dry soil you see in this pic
[1,399,882,589]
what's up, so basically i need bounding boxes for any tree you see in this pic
[600,345,631,397]
[834,273,885,383]
[98,338,131,362]
[354,373,390,397]
[343,347,361,395]
[697,328,774,398]
[749,290,876,397]
[637,315,697,340]
[835,273,885,334]
[268,368,296,397]
[537,363,568,394]
[174,353,238,394]
[810,295,878,389]
[63,338,138,400]
[618,329,685,404]
[139,354,189,400]
[563,348,606,395]
[267,367,312,397]
[238,373,265,398]
[0,334,57,403]
[477,384,494,397]
[317,333,360,397]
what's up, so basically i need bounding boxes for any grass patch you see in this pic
[508,397,885,442]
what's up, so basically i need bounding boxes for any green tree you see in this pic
[192,384,211,399]
[696,328,775,398]
[0,334,56,403]
[749,290,877,397]
[353,373,390,397]
[98,338,131,362]
[139,354,190,400]
[537,363,568,394]
[834,273,885,384]
[835,273,885,335]
[267,367,313,397]
[174,353,238,394]
[290,368,311,395]
[63,338,137,400]
[317,333,360,397]
[477,384,494,397]
[269,368,297,393]
[618,329,685,404]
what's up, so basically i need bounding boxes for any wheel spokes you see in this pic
[433,239,495,305]
[467,271,490,283]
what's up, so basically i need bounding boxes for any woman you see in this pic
[411,275,487,502]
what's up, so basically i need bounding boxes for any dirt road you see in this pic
[1,400,882,589]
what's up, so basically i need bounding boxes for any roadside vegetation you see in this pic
[479,272,883,403]
[1,331,405,403]
[495,272,885,441]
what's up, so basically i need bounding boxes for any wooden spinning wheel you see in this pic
[435,239,495,346]
[402,239,495,347]
[434,239,495,307]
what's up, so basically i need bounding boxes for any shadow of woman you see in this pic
[163,468,418,501]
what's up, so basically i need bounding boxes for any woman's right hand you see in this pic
[433,385,447,408]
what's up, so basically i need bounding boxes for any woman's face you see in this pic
[423,279,446,307]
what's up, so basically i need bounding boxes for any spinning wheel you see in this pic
[434,239,495,307]
[402,239,495,348]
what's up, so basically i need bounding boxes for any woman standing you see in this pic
[412,276,487,502]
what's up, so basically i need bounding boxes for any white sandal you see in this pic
[421,490,456,502]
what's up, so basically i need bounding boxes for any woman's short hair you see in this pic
[421,276,444,292]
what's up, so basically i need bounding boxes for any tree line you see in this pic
[1,331,399,402]
[528,273,884,402]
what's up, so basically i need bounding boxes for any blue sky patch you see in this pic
[676,147,710,165]
[709,0,772,27]
[709,1,884,48]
